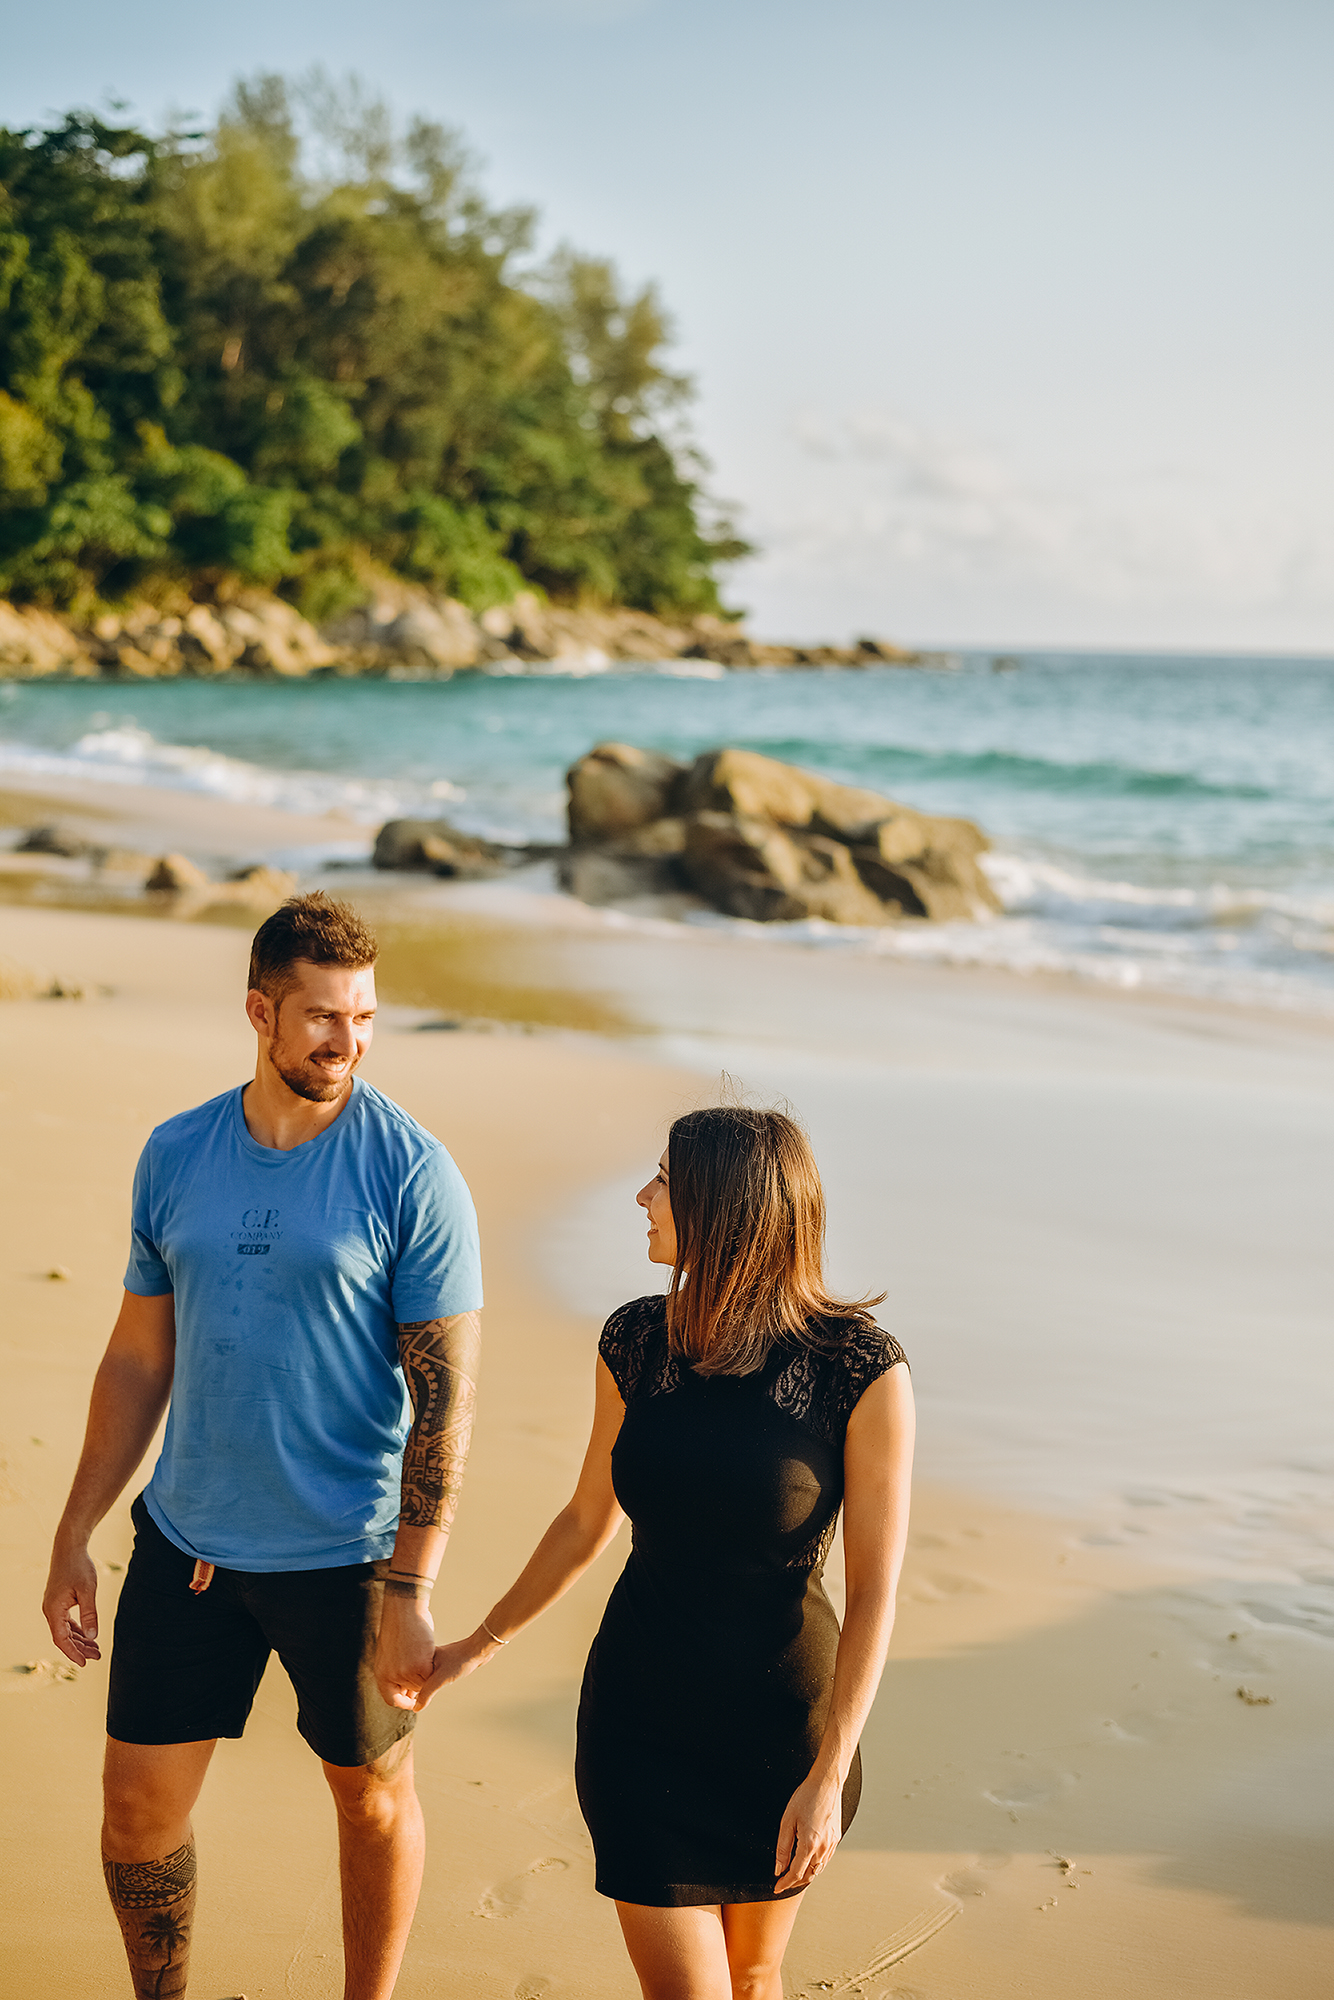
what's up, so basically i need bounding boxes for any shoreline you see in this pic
[4,772,1334,1036]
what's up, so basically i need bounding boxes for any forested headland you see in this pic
[0,74,748,626]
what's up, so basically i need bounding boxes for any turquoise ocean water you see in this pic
[3,652,1333,1012]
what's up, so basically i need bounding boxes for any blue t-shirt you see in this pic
[125,1078,483,1572]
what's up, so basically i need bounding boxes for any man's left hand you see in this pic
[374,1593,437,1709]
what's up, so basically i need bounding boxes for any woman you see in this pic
[419,1106,914,2000]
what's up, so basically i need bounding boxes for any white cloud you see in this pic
[744,406,1334,642]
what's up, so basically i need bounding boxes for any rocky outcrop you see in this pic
[144,856,298,911]
[16,824,92,858]
[559,743,1000,924]
[3,828,298,917]
[371,818,525,878]
[0,595,335,679]
[0,602,98,678]
[567,741,684,843]
[681,813,890,924]
[0,584,934,680]
[145,853,211,892]
[323,587,483,671]
[212,598,336,676]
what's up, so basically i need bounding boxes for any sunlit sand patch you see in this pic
[515,1776,595,1853]
[0,785,106,829]
[372,917,636,1035]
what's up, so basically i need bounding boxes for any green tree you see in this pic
[0,76,750,619]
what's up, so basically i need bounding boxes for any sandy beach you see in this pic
[2,782,1332,1999]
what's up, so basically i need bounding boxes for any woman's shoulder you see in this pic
[598,1294,669,1398]
[770,1320,907,1444]
[600,1293,668,1340]
[835,1320,908,1387]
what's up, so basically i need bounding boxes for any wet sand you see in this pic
[1,864,1331,1995]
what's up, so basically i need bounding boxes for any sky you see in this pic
[6,0,1334,650]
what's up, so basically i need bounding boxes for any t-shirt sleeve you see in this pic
[123,1141,174,1296]
[390,1145,484,1323]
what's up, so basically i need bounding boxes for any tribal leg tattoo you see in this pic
[395,1312,481,1530]
[103,1838,197,2000]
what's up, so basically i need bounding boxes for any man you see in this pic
[42,893,483,2000]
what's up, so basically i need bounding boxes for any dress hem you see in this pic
[594,1877,805,1908]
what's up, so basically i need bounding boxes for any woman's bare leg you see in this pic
[721,1898,805,2000]
[615,1897,806,2000]
[615,1903,731,2000]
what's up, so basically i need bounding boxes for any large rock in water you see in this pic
[683,813,890,924]
[562,743,999,924]
[566,742,686,844]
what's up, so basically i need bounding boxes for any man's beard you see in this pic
[268,1039,357,1104]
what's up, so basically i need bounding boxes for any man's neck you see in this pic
[242,1064,356,1152]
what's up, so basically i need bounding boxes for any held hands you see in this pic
[42,1542,102,1668]
[373,1592,439,1710]
[773,1765,845,1896]
[374,1591,504,1714]
[413,1626,501,1711]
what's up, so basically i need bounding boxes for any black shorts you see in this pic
[107,1495,415,1768]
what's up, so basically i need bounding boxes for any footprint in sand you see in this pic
[8,1658,78,1689]
[514,1981,553,1999]
[473,1857,569,1919]
[941,1851,1012,1898]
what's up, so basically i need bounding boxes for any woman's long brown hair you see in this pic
[665,1106,884,1377]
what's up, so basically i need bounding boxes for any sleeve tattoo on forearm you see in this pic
[396,1312,480,1529]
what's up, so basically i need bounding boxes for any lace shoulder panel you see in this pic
[770,1324,907,1447]
[598,1294,676,1402]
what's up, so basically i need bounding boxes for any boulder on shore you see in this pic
[16,824,91,858]
[146,853,211,894]
[372,818,517,877]
[561,742,1000,925]
[144,855,297,912]
[567,741,685,844]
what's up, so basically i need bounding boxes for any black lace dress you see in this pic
[575,1294,906,1907]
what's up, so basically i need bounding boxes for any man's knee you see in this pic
[323,1739,416,1827]
[102,1739,214,1853]
[103,1741,215,1824]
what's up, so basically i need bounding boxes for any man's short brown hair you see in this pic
[248,893,378,1004]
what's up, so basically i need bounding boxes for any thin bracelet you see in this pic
[386,1569,434,1585]
[480,1615,509,1646]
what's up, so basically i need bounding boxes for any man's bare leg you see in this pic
[102,1738,217,1999]
[323,1737,424,2000]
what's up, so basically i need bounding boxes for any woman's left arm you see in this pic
[774,1362,916,1894]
